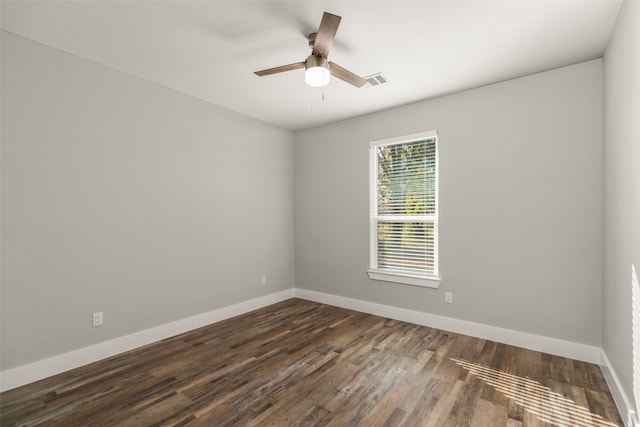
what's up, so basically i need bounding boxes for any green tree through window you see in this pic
[370,135,438,279]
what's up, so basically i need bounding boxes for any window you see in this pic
[368,131,439,288]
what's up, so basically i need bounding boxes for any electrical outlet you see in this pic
[261,275,267,286]
[92,312,103,327]
[445,292,453,304]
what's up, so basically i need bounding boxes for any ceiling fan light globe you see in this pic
[305,66,330,87]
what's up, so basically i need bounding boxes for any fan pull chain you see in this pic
[310,86,326,112]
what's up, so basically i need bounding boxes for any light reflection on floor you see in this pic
[451,358,619,427]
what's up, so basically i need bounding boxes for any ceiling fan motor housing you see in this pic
[306,54,328,69]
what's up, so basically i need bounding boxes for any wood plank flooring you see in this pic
[0,298,624,426]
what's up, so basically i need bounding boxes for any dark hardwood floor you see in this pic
[0,298,623,426]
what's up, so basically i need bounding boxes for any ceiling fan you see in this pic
[254,12,367,88]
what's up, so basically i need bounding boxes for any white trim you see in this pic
[367,269,441,288]
[600,350,640,427]
[293,288,602,364]
[369,129,438,147]
[632,263,640,426]
[0,289,295,392]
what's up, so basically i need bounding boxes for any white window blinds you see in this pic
[369,131,438,281]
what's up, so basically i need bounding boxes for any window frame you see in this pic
[367,130,440,288]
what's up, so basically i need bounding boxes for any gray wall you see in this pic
[295,60,603,346]
[0,32,294,370]
[603,0,640,414]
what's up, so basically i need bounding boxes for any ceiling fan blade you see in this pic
[329,62,367,88]
[254,62,305,76]
[312,12,341,58]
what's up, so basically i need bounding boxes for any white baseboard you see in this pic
[293,288,602,364]
[600,350,639,427]
[0,289,295,392]
[3,287,634,427]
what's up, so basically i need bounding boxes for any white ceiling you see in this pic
[1,0,622,131]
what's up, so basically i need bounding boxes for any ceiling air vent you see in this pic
[364,73,387,87]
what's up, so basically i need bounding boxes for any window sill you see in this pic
[367,269,441,289]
